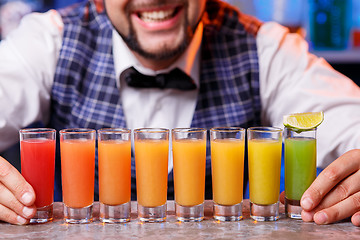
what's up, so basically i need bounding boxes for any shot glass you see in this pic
[172,128,207,222]
[20,128,56,223]
[247,127,282,221]
[284,127,317,219]
[60,128,96,224]
[210,127,245,221]
[134,128,169,222]
[98,128,131,223]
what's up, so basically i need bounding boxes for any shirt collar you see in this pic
[112,22,203,88]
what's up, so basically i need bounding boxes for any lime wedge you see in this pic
[283,112,324,132]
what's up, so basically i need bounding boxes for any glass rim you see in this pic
[97,128,131,134]
[59,128,96,134]
[285,126,317,132]
[172,127,207,133]
[19,128,56,134]
[247,126,283,133]
[210,127,245,132]
[134,128,169,133]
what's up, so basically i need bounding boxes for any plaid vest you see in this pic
[50,0,262,201]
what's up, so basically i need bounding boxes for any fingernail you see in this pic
[23,206,34,218]
[353,215,360,226]
[301,197,313,210]
[16,215,27,225]
[21,192,33,205]
[315,212,328,224]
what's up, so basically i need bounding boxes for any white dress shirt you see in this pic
[0,10,360,169]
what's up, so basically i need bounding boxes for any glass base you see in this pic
[30,203,53,223]
[213,202,242,222]
[250,201,280,221]
[100,202,131,223]
[175,202,204,222]
[64,204,93,224]
[138,203,166,222]
[285,198,302,219]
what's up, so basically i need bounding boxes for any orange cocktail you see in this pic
[172,128,207,222]
[60,128,95,224]
[98,139,131,205]
[61,139,95,207]
[211,139,244,205]
[210,127,245,222]
[135,139,168,207]
[134,128,169,222]
[98,128,131,223]
[173,139,206,206]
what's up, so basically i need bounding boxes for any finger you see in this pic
[351,212,360,227]
[313,191,360,225]
[279,191,285,204]
[308,169,360,212]
[301,149,360,211]
[0,182,36,219]
[301,210,315,222]
[0,157,35,206]
[302,166,360,223]
[0,204,29,225]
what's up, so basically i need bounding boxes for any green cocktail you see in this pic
[284,128,317,219]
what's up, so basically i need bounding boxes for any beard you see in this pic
[117,0,201,61]
[120,22,193,61]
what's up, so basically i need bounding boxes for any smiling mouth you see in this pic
[135,6,182,23]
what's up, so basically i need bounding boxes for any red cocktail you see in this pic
[20,128,56,223]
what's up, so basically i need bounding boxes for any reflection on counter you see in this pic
[1,201,360,240]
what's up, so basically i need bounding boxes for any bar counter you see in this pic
[1,200,359,239]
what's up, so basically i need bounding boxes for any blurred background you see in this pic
[227,0,360,87]
[0,0,82,39]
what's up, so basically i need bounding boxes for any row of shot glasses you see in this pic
[19,126,317,223]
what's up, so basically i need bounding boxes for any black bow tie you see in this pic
[120,67,197,91]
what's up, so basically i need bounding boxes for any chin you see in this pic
[142,46,186,61]
[138,37,188,60]
[122,22,192,61]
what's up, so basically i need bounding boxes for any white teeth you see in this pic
[140,9,175,22]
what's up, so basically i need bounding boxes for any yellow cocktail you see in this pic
[247,127,282,221]
[248,139,282,204]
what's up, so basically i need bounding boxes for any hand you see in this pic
[0,156,36,224]
[300,149,360,226]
